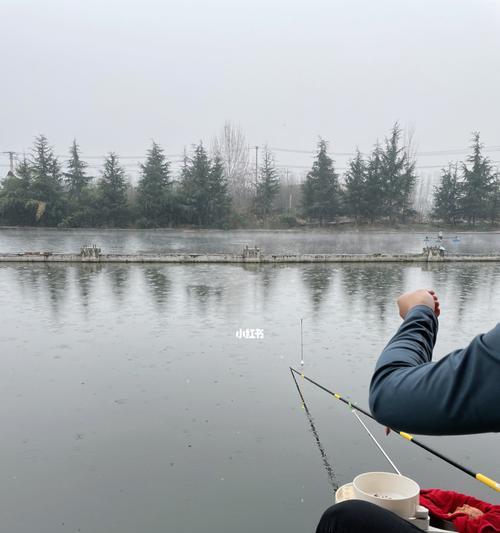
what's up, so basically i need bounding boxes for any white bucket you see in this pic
[352,472,420,519]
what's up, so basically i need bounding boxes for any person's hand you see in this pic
[396,289,440,319]
[450,504,483,519]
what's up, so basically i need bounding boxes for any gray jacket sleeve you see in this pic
[369,305,500,435]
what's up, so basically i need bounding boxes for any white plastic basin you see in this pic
[352,472,420,519]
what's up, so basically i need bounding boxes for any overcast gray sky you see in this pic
[1,0,499,178]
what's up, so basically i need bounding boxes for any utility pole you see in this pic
[286,168,292,211]
[254,145,259,187]
[300,317,304,366]
[2,151,17,173]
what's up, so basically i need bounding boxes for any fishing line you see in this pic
[290,367,500,493]
[300,318,304,367]
[290,368,338,491]
[351,409,401,475]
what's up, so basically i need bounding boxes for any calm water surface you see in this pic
[0,230,499,533]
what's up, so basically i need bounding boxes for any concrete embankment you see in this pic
[1,252,500,263]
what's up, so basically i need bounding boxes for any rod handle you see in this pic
[476,473,500,492]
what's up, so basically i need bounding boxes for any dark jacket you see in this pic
[369,305,500,435]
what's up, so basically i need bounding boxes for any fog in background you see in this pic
[1,0,499,182]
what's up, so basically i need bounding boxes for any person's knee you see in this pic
[316,501,368,532]
[316,500,390,533]
[316,503,342,533]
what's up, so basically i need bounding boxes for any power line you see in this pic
[3,145,499,161]
[270,145,500,157]
[2,141,499,177]
[3,144,500,161]
[271,146,354,156]
[418,146,500,156]
[54,153,184,160]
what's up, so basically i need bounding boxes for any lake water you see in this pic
[0,229,499,533]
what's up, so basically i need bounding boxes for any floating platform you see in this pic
[1,250,500,263]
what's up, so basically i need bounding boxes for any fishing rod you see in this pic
[290,367,500,494]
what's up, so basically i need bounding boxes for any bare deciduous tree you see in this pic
[413,172,436,221]
[212,121,252,211]
[276,169,303,212]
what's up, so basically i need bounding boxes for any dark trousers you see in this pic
[316,501,422,533]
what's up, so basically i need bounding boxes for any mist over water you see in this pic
[1,228,500,255]
[1,229,499,533]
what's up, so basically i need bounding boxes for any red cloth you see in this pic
[420,489,500,533]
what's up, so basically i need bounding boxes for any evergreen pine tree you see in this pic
[29,134,65,225]
[16,156,33,194]
[301,173,315,221]
[432,164,461,225]
[488,176,500,225]
[380,124,417,223]
[59,140,100,227]
[302,139,340,226]
[136,141,171,227]
[0,156,37,225]
[181,143,212,226]
[363,143,385,223]
[180,144,232,227]
[460,132,497,227]
[207,153,231,227]
[65,139,90,196]
[172,150,190,225]
[254,147,280,219]
[343,149,367,221]
[98,152,129,227]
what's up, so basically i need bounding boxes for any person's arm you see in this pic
[369,301,500,435]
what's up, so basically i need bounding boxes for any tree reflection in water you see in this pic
[107,266,129,304]
[4,261,500,328]
[144,267,171,311]
[14,264,68,317]
[75,264,103,312]
[340,264,405,324]
[301,265,336,314]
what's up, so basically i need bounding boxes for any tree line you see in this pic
[1,124,498,228]
[301,126,499,228]
[0,137,234,228]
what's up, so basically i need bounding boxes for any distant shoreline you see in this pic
[0,224,499,234]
